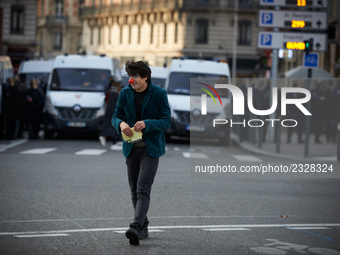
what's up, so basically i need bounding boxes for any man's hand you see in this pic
[120,122,133,137]
[134,121,145,132]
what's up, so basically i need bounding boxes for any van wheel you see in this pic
[44,129,54,139]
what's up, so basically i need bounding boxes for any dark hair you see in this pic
[125,61,151,83]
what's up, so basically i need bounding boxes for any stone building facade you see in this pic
[0,0,38,72]
[36,0,83,59]
[81,0,260,76]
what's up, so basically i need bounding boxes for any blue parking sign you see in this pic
[261,12,273,24]
[262,0,274,2]
[260,34,272,46]
[304,53,319,68]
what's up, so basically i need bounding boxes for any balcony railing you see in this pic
[82,0,180,16]
[81,0,258,17]
[46,15,69,25]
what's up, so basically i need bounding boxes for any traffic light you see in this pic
[304,38,314,54]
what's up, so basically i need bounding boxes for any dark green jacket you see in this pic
[111,82,172,158]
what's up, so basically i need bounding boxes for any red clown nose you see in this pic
[128,78,134,84]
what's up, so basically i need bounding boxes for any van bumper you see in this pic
[44,113,104,134]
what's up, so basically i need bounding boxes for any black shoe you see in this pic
[140,221,149,239]
[126,223,142,245]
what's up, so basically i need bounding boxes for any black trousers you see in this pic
[126,147,159,226]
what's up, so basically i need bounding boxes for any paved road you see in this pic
[0,137,339,254]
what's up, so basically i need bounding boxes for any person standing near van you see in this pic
[5,77,26,140]
[26,79,44,139]
[98,76,122,149]
[111,61,171,245]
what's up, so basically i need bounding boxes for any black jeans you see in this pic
[126,147,159,226]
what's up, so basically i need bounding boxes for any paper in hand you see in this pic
[122,128,143,143]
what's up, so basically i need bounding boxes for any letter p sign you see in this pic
[262,12,273,24]
[261,34,272,46]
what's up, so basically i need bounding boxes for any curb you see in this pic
[230,133,337,162]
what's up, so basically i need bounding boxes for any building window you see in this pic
[90,28,94,45]
[238,20,251,45]
[108,27,111,45]
[195,18,208,44]
[197,0,210,6]
[137,25,141,44]
[41,0,45,17]
[79,0,84,16]
[164,24,167,43]
[120,26,123,44]
[128,25,132,44]
[98,27,102,45]
[54,32,62,50]
[239,0,252,7]
[55,0,63,17]
[10,5,24,34]
[150,24,153,44]
[174,22,178,43]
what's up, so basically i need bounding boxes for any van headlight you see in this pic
[95,106,105,118]
[169,104,177,119]
[45,96,58,116]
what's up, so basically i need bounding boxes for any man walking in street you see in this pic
[111,61,171,245]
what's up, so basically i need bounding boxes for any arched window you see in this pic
[195,18,208,44]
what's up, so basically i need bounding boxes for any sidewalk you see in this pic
[231,130,339,162]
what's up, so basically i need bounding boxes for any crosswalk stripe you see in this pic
[203,228,250,231]
[291,227,330,230]
[232,155,262,162]
[182,152,209,159]
[0,139,28,152]
[14,234,69,238]
[20,148,57,154]
[314,157,336,162]
[75,149,107,155]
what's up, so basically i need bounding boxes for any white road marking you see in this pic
[0,139,28,152]
[75,149,107,155]
[20,148,57,154]
[14,234,69,238]
[203,228,250,231]
[110,144,122,151]
[174,147,180,151]
[1,223,339,236]
[289,227,330,230]
[314,157,337,162]
[232,154,262,162]
[182,152,209,159]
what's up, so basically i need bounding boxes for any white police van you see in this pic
[121,65,169,88]
[43,54,117,138]
[18,59,54,94]
[165,59,232,145]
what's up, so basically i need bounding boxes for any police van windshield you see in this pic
[50,68,111,92]
[151,78,166,88]
[168,72,229,96]
[19,73,50,88]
